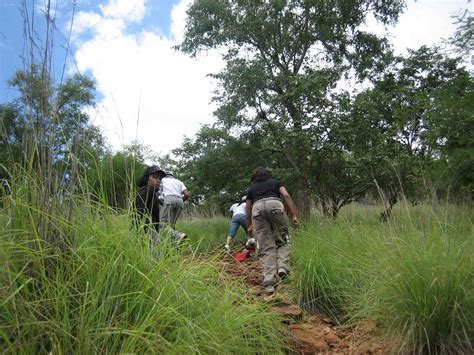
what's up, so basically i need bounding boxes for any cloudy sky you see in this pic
[0,0,471,155]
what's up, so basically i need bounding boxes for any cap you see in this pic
[149,166,166,178]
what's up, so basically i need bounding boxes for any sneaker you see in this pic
[177,233,187,243]
[224,244,230,252]
[264,285,275,296]
[278,268,288,280]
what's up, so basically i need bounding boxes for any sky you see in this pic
[0,0,472,156]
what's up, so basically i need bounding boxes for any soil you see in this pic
[219,250,396,354]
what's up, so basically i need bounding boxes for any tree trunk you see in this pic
[295,178,311,217]
[429,182,439,212]
[380,189,398,222]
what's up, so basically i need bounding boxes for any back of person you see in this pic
[161,173,190,228]
[230,201,246,216]
[247,178,281,202]
[162,176,186,198]
[246,166,299,297]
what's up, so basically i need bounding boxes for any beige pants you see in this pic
[252,199,291,287]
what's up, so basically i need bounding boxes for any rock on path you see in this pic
[220,256,395,354]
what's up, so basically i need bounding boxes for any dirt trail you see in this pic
[220,254,394,354]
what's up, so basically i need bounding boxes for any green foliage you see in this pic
[448,9,473,58]
[179,0,406,215]
[174,125,266,212]
[292,204,473,353]
[86,149,146,210]
[0,176,288,353]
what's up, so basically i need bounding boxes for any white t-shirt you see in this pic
[230,202,246,216]
[162,177,187,197]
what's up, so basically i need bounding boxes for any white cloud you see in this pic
[72,0,222,155]
[71,0,469,156]
[364,0,468,54]
[99,0,145,22]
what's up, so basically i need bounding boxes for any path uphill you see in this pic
[220,253,394,354]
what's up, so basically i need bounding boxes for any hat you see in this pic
[149,166,166,178]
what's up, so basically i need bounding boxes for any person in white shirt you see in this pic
[160,173,190,228]
[224,196,248,251]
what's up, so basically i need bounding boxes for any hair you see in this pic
[137,166,164,188]
[251,166,272,182]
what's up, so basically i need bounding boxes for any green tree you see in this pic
[349,46,474,209]
[2,67,106,184]
[179,0,405,215]
[174,125,266,212]
[448,8,473,59]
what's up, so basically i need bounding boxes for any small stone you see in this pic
[324,332,341,344]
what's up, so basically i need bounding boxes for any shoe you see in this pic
[278,268,288,280]
[264,285,275,296]
[224,244,230,252]
[177,233,187,243]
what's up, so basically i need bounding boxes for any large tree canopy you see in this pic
[179,0,406,215]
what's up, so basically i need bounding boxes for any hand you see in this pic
[246,238,256,248]
[291,216,300,228]
[247,224,253,237]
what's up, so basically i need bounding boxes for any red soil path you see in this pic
[220,254,396,354]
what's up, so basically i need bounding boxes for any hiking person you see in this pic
[245,166,300,296]
[224,196,248,251]
[134,166,167,244]
[160,172,190,228]
[135,166,186,245]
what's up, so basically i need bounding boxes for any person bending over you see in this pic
[246,166,299,296]
[224,196,248,251]
[160,172,190,228]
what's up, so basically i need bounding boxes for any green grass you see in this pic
[2,172,472,354]
[0,190,287,353]
[292,203,473,353]
[178,216,248,253]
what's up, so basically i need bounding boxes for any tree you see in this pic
[348,46,474,210]
[448,8,473,59]
[174,125,266,212]
[179,0,406,215]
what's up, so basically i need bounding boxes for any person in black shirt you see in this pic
[134,166,166,243]
[246,166,299,296]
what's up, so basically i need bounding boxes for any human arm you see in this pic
[279,186,300,228]
[182,188,190,202]
[245,199,253,237]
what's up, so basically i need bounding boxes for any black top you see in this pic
[247,178,282,203]
[134,185,161,232]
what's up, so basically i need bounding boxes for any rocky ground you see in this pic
[219,252,396,354]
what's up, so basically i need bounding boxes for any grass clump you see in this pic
[0,181,287,353]
[292,204,473,353]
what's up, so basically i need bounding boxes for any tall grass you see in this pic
[0,174,288,353]
[178,216,248,253]
[292,203,473,353]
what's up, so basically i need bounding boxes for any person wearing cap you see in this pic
[246,166,300,297]
[160,172,190,228]
[134,166,166,243]
[224,196,248,251]
[134,166,186,245]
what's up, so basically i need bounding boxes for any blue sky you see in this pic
[1,0,471,155]
[1,0,177,101]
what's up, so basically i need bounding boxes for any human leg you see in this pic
[225,218,240,250]
[266,200,291,277]
[161,199,172,225]
[252,201,277,290]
